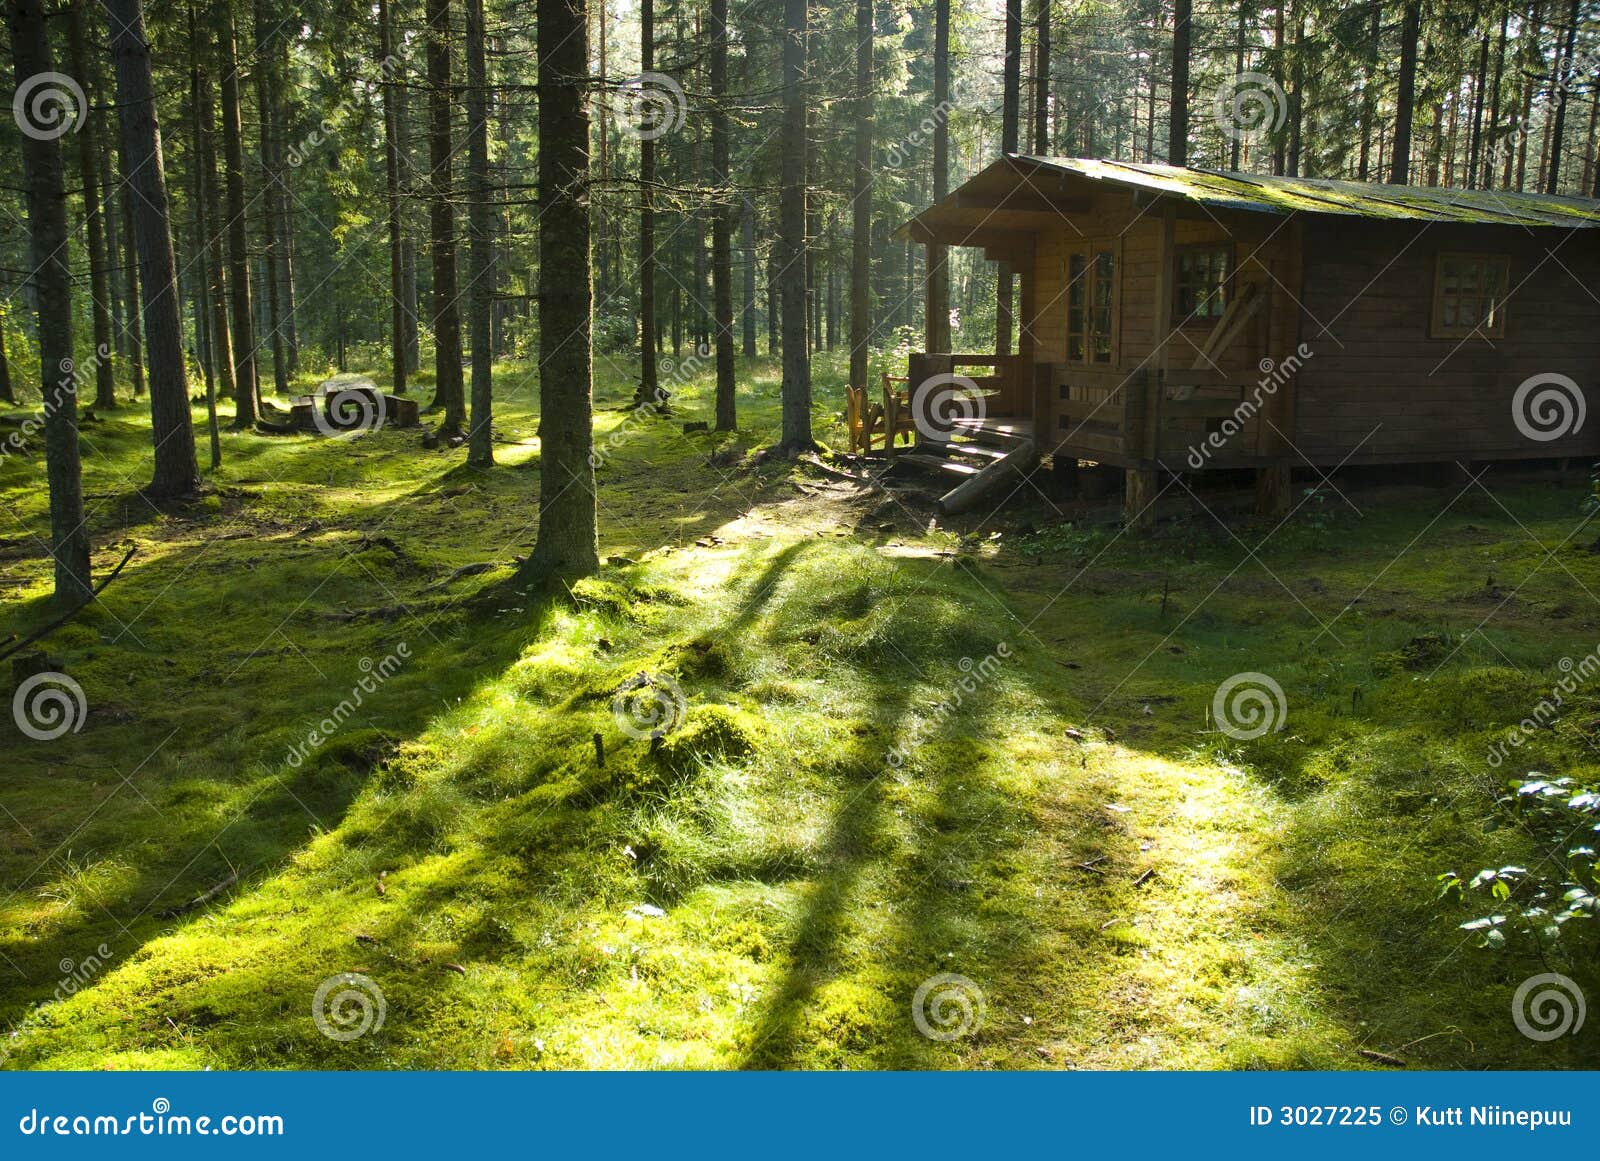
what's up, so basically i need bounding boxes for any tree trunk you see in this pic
[9,0,91,604]
[0,318,12,405]
[380,0,407,396]
[996,0,1021,356]
[638,0,660,407]
[196,42,235,435]
[1233,1,1247,170]
[118,173,146,398]
[427,0,466,435]
[1483,4,1510,188]
[69,0,116,411]
[465,0,495,465]
[1169,0,1191,164]
[253,0,288,399]
[218,3,257,425]
[741,200,757,358]
[1546,0,1581,193]
[189,3,221,470]
[1390,0,1421,184]
[1033,0,1051,153]
[847,0,872,394]
[519,0,599,584]
[107,0,200,497]
[926,0,950,354]
[711,0,737,429]
[777,0,813,452]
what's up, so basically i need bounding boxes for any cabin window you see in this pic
[1175,244,1232,322]
[1067,245,1116,364]
[1431,252,1510,338]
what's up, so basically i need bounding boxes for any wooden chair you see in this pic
[846,384,884,453]
[881,374,916,457]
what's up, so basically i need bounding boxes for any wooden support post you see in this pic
[1128,201,1177,526]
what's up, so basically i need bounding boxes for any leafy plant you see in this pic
[1439,775,1600,954]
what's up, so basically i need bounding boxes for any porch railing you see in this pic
[1046,365,1269,467]
[906,352,1030,418]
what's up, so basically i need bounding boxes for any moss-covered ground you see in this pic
[2,353,1596,1069]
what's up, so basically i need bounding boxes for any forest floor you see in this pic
[1,353,1597,1069]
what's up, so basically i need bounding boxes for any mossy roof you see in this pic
[907,155,1600,233]
[1030,156,1600,226]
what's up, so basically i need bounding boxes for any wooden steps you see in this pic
[888,423,1039,513]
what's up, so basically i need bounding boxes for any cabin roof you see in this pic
[902,155,1600,244]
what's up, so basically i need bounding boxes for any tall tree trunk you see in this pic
[118,174,146,397]
[996,0,1021,356]
[253,0,288,400]
[847,0,872,395]
[189,3,221,470]
[427,0,466,435]
[1033,0,1051,153]
[107,0,200,497]
[9,0,91,603]
[710,0,737,429]
[638,0,660,406]
[1467,32,1490,186]
[1390,0,1421,184]
[519,0,599,584]
[196,43,235,434]
[0,318,13,404]
[741,200,757,358]
[1170,0,1191,164]
[402,241,421,373]
[926,0,950,354]
[380,0,407,396]
[1546,0,1581,193]
[1233,1,1247,170]
[218,3,257,425]
[777,0,813,452]
[68,0,116,411]
[1484,4,1510,188]
[465,0,495,465]
[1271,3,1286,174]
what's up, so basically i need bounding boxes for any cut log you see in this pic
[938,438,1036,514]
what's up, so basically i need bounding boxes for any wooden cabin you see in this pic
[897,155,1600,518]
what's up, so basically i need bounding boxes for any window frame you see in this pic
[1430,251,1512,339]
[1064,239,1120,367]
[1173,242,1235,326]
